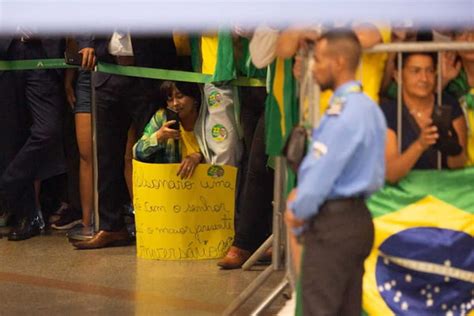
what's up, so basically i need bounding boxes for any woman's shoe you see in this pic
[67,224,94,241]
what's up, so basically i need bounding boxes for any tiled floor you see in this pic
[0,228,289,315]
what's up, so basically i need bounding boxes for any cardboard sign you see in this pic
[133,161,236,260]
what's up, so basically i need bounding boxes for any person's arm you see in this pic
[133,111,179,161]
[64,68,77,109]
[249,26,279,68]
[352,22,383,48]
[446,116,468,168]
[385,121,439,183]
[275,28,319,59]
[275,29,301,59]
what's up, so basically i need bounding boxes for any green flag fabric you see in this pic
[265,57,298,157]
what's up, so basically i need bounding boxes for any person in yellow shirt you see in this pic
[133,81,203,179]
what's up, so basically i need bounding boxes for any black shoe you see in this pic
[51,209,82,230]
[7,216,41,241]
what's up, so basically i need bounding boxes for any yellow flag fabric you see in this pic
[200,33,219,75]
[466,96,474,166]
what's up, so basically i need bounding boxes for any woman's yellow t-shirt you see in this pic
[180,126,201,160]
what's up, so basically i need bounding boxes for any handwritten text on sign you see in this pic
[133,161,236,260]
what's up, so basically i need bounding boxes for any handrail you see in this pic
[366,41,474,53]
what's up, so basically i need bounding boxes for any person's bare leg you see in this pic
[75,113,93,227]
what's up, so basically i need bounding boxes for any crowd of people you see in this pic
[0,24,472,314]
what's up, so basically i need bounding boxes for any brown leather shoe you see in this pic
[217,246,251,269]
[72,229,130,249]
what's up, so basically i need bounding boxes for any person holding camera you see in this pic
[133,81,203,179]
[382,51,467,184]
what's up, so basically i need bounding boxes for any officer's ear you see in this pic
[334,54,345,72]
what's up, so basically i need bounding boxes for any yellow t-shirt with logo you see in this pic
[180,126,201,160]
[319,23,391,114]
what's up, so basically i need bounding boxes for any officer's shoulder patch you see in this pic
[326,97,346,116]
[312,141,328,159]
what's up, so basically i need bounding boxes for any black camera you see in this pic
[431,105,462,156]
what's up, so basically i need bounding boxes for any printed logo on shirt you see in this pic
[313,141,328,159]
[211,124,228,142]
[207,165,225,178]
[208,91,223,108]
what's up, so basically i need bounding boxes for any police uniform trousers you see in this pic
[301,198,374,316]
[94,72,154,232]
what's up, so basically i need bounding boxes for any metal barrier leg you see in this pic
[251,278,290,316]
[242,235,273,271]
[223,157,286,314]
[91,70,100,233]
[222,264,274,315]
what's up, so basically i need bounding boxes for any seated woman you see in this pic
[382,52,467,184]
[133,81,203,179]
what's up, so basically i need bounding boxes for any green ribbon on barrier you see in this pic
[0,58,76,70]
[96,62,213,83]
[0,59,266,87]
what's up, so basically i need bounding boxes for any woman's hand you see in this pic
[156,120,180,142]
[78,47,96,71]
[416,118,439,151]
[284,189,304,229]
[441,51,461,88]
[177,152,202,179]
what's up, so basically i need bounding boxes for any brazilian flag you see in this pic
[265,57,298,157]
[446,68,474,167]
[190,30,236,82]
[363,167,474,315]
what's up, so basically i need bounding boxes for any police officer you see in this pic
[285,30,387,315]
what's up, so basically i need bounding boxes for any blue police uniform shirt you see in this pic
[291,80,387,231]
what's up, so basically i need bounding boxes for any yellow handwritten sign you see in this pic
[133,160,236,260]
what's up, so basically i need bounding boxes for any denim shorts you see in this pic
[74,70,92,114]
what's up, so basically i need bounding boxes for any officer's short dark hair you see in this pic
[319,29,362,71]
